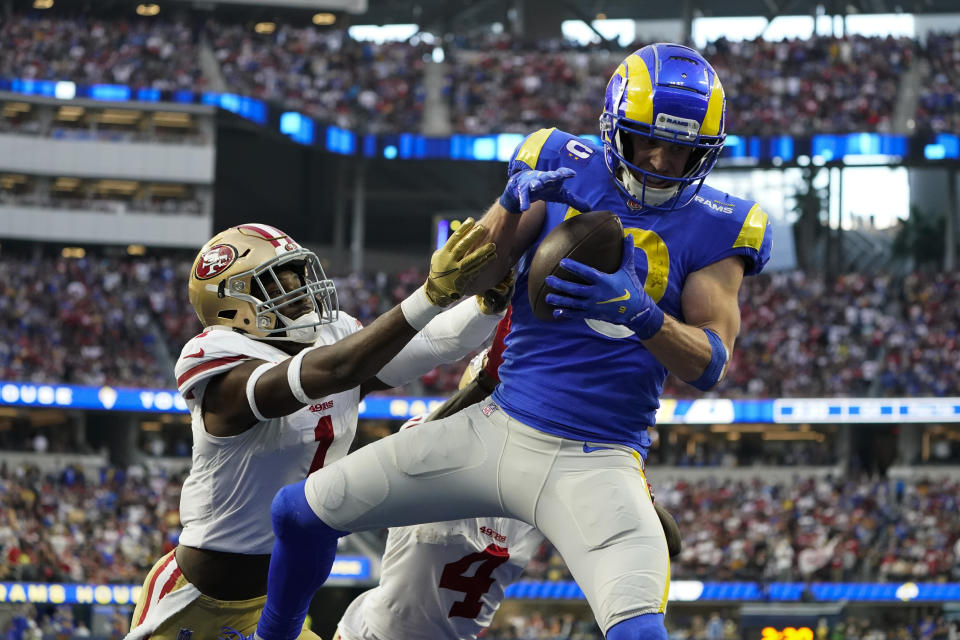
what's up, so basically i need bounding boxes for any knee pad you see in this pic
[271,480,344,544]
[606,613,667,640]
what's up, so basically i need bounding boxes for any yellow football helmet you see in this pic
[188,223,338,343]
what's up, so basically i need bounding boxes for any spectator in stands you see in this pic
[0,14,203,90]
[0,462,184,585]
[2,246,960,399]
[914,33,960,136]
[208,21,430,133]
[0,10,933,136]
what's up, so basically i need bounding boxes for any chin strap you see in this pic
[618,165,679,207]
[275,310,322,344]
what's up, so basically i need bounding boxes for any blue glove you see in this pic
[545,236,665,339]
[499,167,592,214]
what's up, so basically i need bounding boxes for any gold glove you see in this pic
[477,268,515,315]
[424,218,497,307]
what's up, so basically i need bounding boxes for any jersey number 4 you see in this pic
[438,544,510,619]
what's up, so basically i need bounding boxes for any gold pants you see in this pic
[130,550,321,640]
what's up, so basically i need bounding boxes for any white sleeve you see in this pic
[374,298,504,388]
[175,330,257,399]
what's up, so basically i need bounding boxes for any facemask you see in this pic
[619,165,680,207]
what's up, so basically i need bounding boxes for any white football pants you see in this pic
[303,399,670,632]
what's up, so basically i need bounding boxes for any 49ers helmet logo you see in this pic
[195,244,238,280]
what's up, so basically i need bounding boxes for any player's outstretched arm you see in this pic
[203,219,496,436]
[361,270,514,396]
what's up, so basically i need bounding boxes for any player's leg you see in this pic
[255,478,345,640]
[605,615,668,640]
[257,401,529,640]
[526,442,670,639]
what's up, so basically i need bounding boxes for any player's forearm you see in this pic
[253,306,420,418]
[642,315,725,386]
[475,199,546,291]
[374,298,501,387]
[473,201,521,291]
[299,306,419,397]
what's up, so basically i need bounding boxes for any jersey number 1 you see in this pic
[308,415,334,475]
[438,545,510,619]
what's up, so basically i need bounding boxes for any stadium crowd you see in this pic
[2,250,959,399]
[0,254,190,389]
[207,21,431,134]
[914,32,960,136]
[0,463,182,586]
[444,46,613,135]
[681,270,960,399]
[2,461,957,588]
[704,35,913,136]
[0,14,203,91]
[2,11,958,136]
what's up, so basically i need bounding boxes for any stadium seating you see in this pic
[2,461,956,587]
[0,255,190,388]
[206,20,431,134]
[0,11,947,137]
[705,35,913,136]
[1,252,958,399]
[914,32,960,136]
[0,14,203,90]
[0,463,184,585]
[666,270,960,399]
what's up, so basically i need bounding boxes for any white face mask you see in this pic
[619,165,680,207]
[276,310,322,344]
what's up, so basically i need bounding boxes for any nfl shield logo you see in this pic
[176,629,193,640]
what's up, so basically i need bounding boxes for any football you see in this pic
[527,211,624,322]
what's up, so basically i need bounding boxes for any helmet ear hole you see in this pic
[217,310,237,320]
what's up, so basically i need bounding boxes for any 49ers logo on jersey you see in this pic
[195,244,238,280]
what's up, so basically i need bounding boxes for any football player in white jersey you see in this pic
[127,220,505,640]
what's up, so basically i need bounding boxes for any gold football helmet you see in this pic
[188,223,338,343]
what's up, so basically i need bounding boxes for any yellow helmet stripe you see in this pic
[701,73,725,137]
[622,54,654,125]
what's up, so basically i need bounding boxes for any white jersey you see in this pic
[338,517,544,640]
[175,317,362,555]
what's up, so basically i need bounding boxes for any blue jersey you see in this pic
[491,128,773,454]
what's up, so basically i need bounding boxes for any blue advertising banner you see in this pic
[1,381,958,423]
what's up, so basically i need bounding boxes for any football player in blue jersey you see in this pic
[242,43,771,640]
